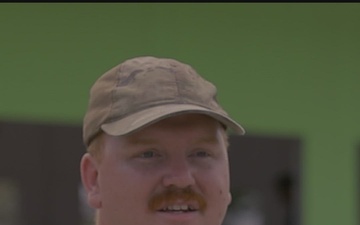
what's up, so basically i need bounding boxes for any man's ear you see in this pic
[227,192,232,206]
[80,153,102,209]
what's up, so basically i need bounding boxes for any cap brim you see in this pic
[101,104,245,136]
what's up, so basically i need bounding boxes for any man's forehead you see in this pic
[125,133,221,146]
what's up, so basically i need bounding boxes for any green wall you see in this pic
[1,3,359,225]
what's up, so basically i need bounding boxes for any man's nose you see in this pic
[161,157,196,188]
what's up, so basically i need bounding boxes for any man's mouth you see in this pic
[159,204,198,213]
[155,202,201,222]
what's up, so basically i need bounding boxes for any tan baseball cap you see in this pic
[83,56,245,147]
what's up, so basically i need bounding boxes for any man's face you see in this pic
[81,114,232,225]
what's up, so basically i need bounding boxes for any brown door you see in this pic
[225,134,301,225]
[0,121,85,225]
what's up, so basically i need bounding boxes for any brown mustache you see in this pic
[148,186,207,213]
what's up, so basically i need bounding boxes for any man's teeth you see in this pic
[162,205,194,211]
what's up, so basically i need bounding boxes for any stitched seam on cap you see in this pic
[173,71,182,103]
[105,66,121,123]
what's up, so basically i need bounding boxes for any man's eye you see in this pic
[192,151,211,158]
[140,151,159,158]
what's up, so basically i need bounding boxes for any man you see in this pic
[80,56,245,225]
